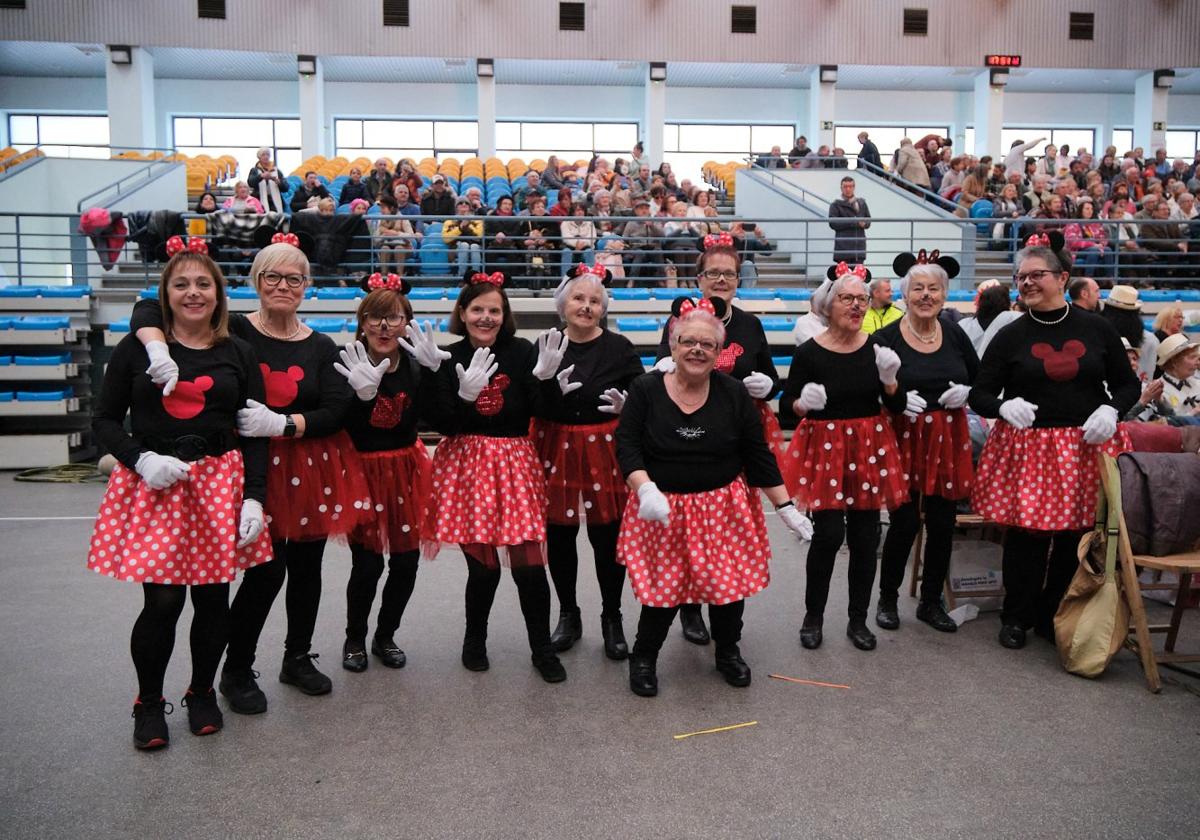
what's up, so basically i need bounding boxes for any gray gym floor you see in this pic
[1,475,1196,839]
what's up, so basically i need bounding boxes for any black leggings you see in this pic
[131,582,229,700]
[632,601,745,657]
[345,546,419,643]
[806,509,881,621]
[1001,528,1085,634]
[463,547,552,653]
[546,521,625,616]
[879,492,957,605]
[224,538,326,671]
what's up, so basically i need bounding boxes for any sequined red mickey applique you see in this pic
[260,363,305,407]
[370,392,409,428]
[162,375,213,420]
[475,374,511,416]
[715,342,745,373]
[1031,339,1086,382]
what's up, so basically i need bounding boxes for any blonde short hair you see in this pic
[250,242,311,293]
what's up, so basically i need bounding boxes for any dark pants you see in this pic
[345,546,419,643]
[463,551,553,654]
[1000,528,1085,635]
[806,509,881,621]
[631,601,745,657]
[546,521,625,616]
[879,492,957,605]
[131,582,229,700]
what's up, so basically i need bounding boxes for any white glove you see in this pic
[237,399,287,438]
[937,381,971,410]
[874,345,901,386]
[236,499,265,548]
[333,340,390,401]
[999,398,1038,429]
[636,481,671,524]
[144,340,179,397]
[777,503,814,541]
[556,364,583,396]
[795,382,827,414]
[903,390,927,420]
[135,450,190,490]
[1081,404,1119,445]
[742,371,775,400]
[455,346,497,402]
[532,328,569,380]
[597,388,626,415]
[397,320,451,372]
[653,356,676,374]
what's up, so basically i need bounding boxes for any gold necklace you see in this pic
[255,311,303,340]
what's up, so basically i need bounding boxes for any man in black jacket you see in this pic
[828,176,871,263]
[856,132,882,172]
[289,171,330,213]
[364,158,394,200]
[787,136,811,167]
[419,174,456,219]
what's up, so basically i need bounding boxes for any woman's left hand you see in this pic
[1081,404,1119,444]
[237,499,265,548]
[937,381,971,410]
[742,371,775,400]
[873,345,901,386]
[533,328,569,380]
[556,364,583,396]
[237,399,287,438]
[777,503,814,541]
[903,390,927,420]
[597,388,626,414]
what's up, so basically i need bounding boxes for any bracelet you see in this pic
[774,501,794,511]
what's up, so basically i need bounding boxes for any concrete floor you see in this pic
[0,475,1196,840]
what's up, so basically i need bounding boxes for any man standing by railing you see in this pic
[828,176,871,264]
[856,132,881,172]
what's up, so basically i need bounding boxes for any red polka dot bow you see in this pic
[835,261,868,280]
[915,248,940,264]
[678,298,717,317]
[165,235,208,257]
[271,232,301,248]
[470,272,505,287]
[574,262,606,278]
[1025,233,1050,248]
[703,231,734,249]
[367,272,404,291]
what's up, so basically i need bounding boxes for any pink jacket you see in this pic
[222,195,265,214]
[1064,221,1108,252]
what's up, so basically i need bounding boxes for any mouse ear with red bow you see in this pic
[670,295,727,319]
[826,262,872,283]
[463,267,508,288]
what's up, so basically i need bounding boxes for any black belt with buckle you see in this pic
[143,431,235,462]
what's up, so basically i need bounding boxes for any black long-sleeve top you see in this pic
[873,319,980,405]
[425,333,542,438]
[616,371,782,494]
[968,305,1140,427]
[94,334,268,503]
[131,300,353,438]
[780,335,907,425]
[344,357,438,452]
[655,305,780,392]
[540,330,644,426]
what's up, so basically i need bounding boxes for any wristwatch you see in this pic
[282,414,297,437]
[775,500,795,511]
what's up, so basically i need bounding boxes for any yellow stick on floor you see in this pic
[673,720,758,741]
[768,674,851,690]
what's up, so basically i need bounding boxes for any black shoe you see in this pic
[532,650,567,683]
[342,639,368,673]
[998,624,1027,649]
[916,602,958,633]
[679,606,710,645]
[715,645,752,688]
[875,598,900,631]
[628,654,658,697]
[550,607,583,652]
[279,653,333,696]
[131,696,172,750]
[371,636,407,669]
[846,620,877,651]
[218,667,267,715]
[180,688,223,736]
[461,637,489,672]
[799,613,823,650]
[600,613,629,660]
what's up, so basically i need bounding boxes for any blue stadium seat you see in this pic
[303,317,349,333]
[615,317,660,332]
[759,317,795,331]
[313,288,362,300]
[407,287,446,300]
[735,288,779,300]
[13,316,70,329]
[609,288,651,300]
[419,241,451,276]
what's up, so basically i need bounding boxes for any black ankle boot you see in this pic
[342,639,368,673]
[875,597,900,631]
[799,613,823,649]
[715,644,752,687]
[131,696,173,750]
[531,648,567,683]
[461,634,489,671]
[600,612,629,660]
[550,607,583,652]
[279,652,333,695]
[679,605,710,645]
[916,601,958,633]
[846,619,877,651]
[628,654,658,697]
[218,667,267,715]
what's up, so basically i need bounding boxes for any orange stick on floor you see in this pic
[673,720,758,741]
[768,674,851,690]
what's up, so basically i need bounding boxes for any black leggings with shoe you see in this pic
[463,545,553,655]
[546,522,624,617]
[879,492,956,606]
[1001,528,1086,636]
[805,509,881,621]
[631,601,745,657]
[346,547,419,645]
[131,582,229,700]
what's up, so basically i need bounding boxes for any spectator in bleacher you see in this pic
[391,183,423,237]
[337,167,372,208]
[828,176,871,264]
[1152,304,1200,342]
[686,190,721,236]
[1035,143,1059,177]
[787,135,812,166]
[1067,159,1088,191]
[856,132,882,171]
[629,141,646,174]
[1003,137,1046,178]
[1152,148,1170,179]
[661,202,700,285]
[1068,276,1101,311]
[365,158,394,200]
[1097,153,1121,184]
[631,163,654,199]
[190,191,217,241]
[395,159,423,202]
[1031,195,1069,236]
[1157,335,1200,422]
[485,194,523,276]
[1101,285,1159,380]
[830,147,850,169]
[1139,199,1189,275]
[991,182,1024,246]
[560,201,596,276]
[729,221,773,289]
[1064,199,1111,279]
[248,148,286,214]
[349,199,370,217]
[290,171,330,213]
[862,275,903,333]
[464,186,486,213]
[621,197,665,286]
[986,162,1008,197]
[756,145,788,169]
[521,194,557,287]
[443,197,483,275]
[1054,178,1079,217]
[1023,174,1050,214]
[548,187,573,217]
[1105,196,1149,280]
[894,138,930,189]
[1021,158,1039,189]
[955,164,989,216]
[918,135,950,170]
[317,197,336,218]
[195,191,218,215]
[419,174,455,219]
[589,158,616,192]
[929,148,953,193]
[513,170,541,211]
[590,188,617,234]
[372,194,416,276]
[540,156,564,191]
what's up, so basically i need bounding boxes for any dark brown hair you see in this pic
[354,289,414,346]
[158,252,230,343]
[449,282,517,337]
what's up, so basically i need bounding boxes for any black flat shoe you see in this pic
[342,639,368,673]
[371,636,407,669]
[600,613,629,660]
[550,607,583,652]
[715,645,752,688]
[679,605,710,645]
[132,696,172,750]
[532,651,567,683]
[799,614,823,650]
[998,624,1027,649]
[279,653,333,696]
[846,620,877,651]
[875,599,900,631]
[461,637,489,672]
[218,667,267,715]
[916,602,958,633]
[181,688,222,736]
[628,655,658,697]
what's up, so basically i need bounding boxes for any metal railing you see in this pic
[76,158,185,212]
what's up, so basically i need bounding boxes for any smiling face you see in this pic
[462,289,504,346]
[904,270,946,320]
[257,256,308,317]
[1015,254,1067,311]
[870,279,893,308]
[562,278,605,332]
[234,182,250,199]
[166,263,219,333]
[698,251,738,302]
[831,278,869,331]
[670,317,721,379]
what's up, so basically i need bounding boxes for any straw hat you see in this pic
[1105,285,1142,311]
[1157,333,1196,368]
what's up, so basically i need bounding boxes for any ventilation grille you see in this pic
[197,0,225,19]
[559,2,585,31]
[383,0,410,27]
[731,5,757,34]
[902,7,928,35]
[1069,11,1094,40]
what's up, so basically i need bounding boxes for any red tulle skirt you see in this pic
[345,443,432,555]
[530,417,626,526]
[756,398,790,478]
[889,408,975,500]
[265,431,371,542]
[617,476,772,607]
[971,422,1131,532]
[422,434,547,566]
[783,414,909,511]
[87,450,273,585]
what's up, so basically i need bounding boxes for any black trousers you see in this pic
[345,546,419,643]
[879,492,957,605]
[805,509,881,621]
[224,538,326,671]
[130,582,229,700]
[546,521,625,617]
[631,600,745,658]
[463,553,553,653]
[1000,528,1085,634]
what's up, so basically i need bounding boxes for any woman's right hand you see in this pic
[144,340,179,396]
[398,320,452,371]
[999,398,1038,429]
[135,451,190,490]
[796,382,827,413]
[636,482,670,524]
[455,347,497,402]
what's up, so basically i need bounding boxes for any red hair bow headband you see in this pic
[835,261,868,280]
[574,262,607,278]
[367,272,404,291]
[271,232,301,248]
[915,248,940,264]
[165,235,208,257]
[703,231,734,250]
[470,272,505,287]
[1025,233,1050,247]
[678,298,716,317]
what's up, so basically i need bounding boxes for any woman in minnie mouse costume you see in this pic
[969,232,1139,649]
[89,241,272,749]
[423,270,566,682]
[872,249,979,634]
[130,234,370,712]
[332,272,447,672]
[531,263,645,659]
[652,231,784,646]
[781,262,909,652]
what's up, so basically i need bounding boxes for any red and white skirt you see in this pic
[616,476,772,607]
[971,421,1131,532]
[346,442,432,555]
[265,431,372,542]
[783,415,909,511]
[87,450,274,586]
[422,434,547,565]
[530,417,626,526]
[889,408,975,500]
[756,398,790,479]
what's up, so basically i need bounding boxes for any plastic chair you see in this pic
[418,241,451,276]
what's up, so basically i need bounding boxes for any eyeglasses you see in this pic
[677,337,720,353]
[702,269,738,282]
[1014,269,1057,284]
[259,271,307,289]
[836,294,869,307]
[364,314,408,329]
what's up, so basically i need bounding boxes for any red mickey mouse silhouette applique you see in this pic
[1031,339,1086,382]
[161,375,213,420]
[370,392,409,428]
[260,364,304,407]
[475,374,511,416]
[715,342,744,374]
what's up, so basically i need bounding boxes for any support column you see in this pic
[972,71,1003,159]
[477,74,496,158]
[1133,71,1169,153]
[299,57,326,161]
[807,67,836,150]
[105,47,156,152]
[642,68,666,167]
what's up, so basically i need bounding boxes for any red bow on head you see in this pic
[166,235,208,257]
[835,261,868,280]
[271,232,301,248]
[678,298,716,317]
[915,248,940,264]
[574,262,607,278]
[703,231,734,250]
[470,272,505,287]
[1025,233,1050,248]
[367,272,403,291]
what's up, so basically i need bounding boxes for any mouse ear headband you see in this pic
[892,248,960,280]
[826,261,871,283]
[670,295,728,319]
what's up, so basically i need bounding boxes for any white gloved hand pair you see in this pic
[636,482,671,524]
[237,499,265,548]
[135,451,190,490]
[456,346,498,402]
[742,371,775,400]
[333,341,390,401]
[398,320,451,372]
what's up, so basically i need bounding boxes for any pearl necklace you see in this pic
[254,311,303,340]
[1027,305,1070,326]
[904,316,939,345]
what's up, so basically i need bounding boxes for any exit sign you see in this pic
[985,54,1022,67]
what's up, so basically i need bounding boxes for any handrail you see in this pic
[76,158,184,212]
[851,160,962,220]
[738,167,832,213]
[0,152,47,183]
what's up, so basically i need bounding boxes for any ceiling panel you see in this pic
[0,40,105,76]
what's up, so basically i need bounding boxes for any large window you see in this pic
[8,113,111,158]
[334,119,479,163]
[833,124,949,165]
[963,127,1096,157]
[496,121,638,164]
[664,122,795,183]
[172,116,301,181]
[1112,129,1134,154]
[1165,129,1200,159]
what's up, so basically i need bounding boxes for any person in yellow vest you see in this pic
[862,275,903,333]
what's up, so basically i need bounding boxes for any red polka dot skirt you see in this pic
[265,431,371,542]
[616,476,772,607]
[530,417,626,526]
[344,442,432,555]
[783,415,909,512]
[971,421,1131,532]
[422,434,547,565]
[756,398,791,480]
[87,450,274,585]
[889,407,975,500]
